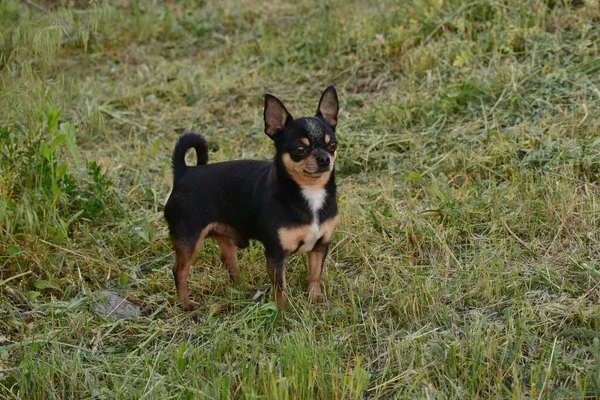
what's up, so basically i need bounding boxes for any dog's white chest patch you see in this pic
[297,187,327,253]
[301,186,327,215]
[278,187,336,254]
[296,221,321,253]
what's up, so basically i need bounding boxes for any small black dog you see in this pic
[164,86,339,310]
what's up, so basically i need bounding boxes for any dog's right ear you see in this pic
[264,94,293,139]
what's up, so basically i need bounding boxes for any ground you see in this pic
[1,0,600,398]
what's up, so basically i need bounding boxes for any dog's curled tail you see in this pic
[172,132,208,181]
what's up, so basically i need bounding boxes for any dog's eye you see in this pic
[328,142,337,152]
[293,146,306,155]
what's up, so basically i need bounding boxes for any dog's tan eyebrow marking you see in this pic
[324,135,331,144]
[301,138,310,146]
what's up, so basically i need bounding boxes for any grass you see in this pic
[1,0,600,397]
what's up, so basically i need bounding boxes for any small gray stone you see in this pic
[251,290,265,301]
[92,290,141,320]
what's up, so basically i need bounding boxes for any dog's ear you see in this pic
[316,85,339,129]
[264,94,293,139]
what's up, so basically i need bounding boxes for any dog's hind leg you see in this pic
[216,236,240,285]
[172,227,210,310]
[172,240,200,310]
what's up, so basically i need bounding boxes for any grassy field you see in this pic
[1,0,600,398]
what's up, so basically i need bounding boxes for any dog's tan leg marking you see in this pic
[215,235,240,285]
[172,226,213,310]
[173,241,200,310]
[307,247,325,302]
[266,255,287,311]
[307,216,338,302]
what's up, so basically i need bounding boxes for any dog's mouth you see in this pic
[303,170,324,178]
[302,166,332,177]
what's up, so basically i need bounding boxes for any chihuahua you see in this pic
[164,86,339,310]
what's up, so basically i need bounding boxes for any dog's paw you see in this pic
[308,284,323,303]
[180,299,199,311]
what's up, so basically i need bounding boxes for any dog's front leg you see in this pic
[265,252,287,310]
[308,241,329,302]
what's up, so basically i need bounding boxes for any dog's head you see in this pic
[264,86,339,187]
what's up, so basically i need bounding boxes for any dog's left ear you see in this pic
[316,85,339,129]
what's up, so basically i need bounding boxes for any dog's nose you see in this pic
[316,154,330,166]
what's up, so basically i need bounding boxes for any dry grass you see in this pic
[1,0,600,398]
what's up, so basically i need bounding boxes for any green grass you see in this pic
[1,0,600,398]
